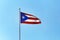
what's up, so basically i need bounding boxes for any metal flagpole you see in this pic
[19,8,21,40]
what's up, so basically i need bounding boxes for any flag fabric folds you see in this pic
[20,12,41,24]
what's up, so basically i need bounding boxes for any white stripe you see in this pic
[25,19,40,22]
[26,15,36,18]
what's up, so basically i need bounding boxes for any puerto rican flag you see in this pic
[21,12,41,24]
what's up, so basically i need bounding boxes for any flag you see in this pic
[21,12,41,24]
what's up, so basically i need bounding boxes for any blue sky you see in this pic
[0,0,60,40]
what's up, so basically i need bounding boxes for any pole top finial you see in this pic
[19,8,20,10]
[19,8,21,12]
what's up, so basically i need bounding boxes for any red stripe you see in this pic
[28,18,39,20]
[22,22,41,24]
[25,13,33,16]
[24,13,39,20]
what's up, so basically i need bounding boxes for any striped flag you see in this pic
[21,12,41,24]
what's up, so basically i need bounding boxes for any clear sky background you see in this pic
[0,0,60,40]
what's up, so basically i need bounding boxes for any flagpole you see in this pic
[19,8,21,40]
